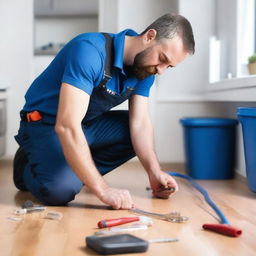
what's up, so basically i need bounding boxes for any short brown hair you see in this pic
[141,13,195,55]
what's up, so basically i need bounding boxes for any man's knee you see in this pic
[38,181,82,206]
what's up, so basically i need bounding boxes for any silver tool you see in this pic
[14,206,47,215]
[14,200,46,215]
[149,238,179,243]
[129,208,188,223]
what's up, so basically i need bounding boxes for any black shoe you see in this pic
[13,147,28,191]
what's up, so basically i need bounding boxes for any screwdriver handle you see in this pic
[203,224,242,237]
[97,217,140,228]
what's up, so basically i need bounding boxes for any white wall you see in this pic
[99,0,178,33]
[98,0,118,32]
[216,0,238,79]
[117,0,178,33]
[0,0,34,157]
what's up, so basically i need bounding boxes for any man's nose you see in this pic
[156,64,168,74]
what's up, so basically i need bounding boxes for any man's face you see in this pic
[133,36,188,80]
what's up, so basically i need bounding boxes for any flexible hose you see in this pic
[168,172,230,225]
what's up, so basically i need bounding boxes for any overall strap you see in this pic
[100,33,113,86]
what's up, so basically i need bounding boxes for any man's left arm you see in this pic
[129,95,178,198]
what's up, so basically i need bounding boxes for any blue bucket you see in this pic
[237,107,256,192]
[180,118,238,179]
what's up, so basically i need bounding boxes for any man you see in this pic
[13,13,195,209]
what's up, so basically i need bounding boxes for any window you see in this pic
[236,0,255,77]
[209,0,255,83]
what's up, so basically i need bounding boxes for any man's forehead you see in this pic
[160,36,187,64]
[161,36,184,52]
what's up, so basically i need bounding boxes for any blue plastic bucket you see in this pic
[237,107,256,192]
[180,118,238,179]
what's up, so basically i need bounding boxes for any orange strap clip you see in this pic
[26,111,42,122]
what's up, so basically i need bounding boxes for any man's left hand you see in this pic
[148,170,178,199]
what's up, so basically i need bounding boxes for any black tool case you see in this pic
[86,234,149,255]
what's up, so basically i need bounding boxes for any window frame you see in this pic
[208,0,256,92]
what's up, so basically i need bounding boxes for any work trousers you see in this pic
[14,110,135,205]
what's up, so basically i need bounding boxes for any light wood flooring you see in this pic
[0,159,256,256]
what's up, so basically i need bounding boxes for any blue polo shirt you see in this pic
[23,29,155,116]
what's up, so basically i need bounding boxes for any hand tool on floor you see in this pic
[45,211,63,220]
[86,234,178,255]
[129,208,188,223]
[148,237,178,243]
[97,216,152,228]
[14,200,46,215]
[14,206,46,215]
[169,172,242,237]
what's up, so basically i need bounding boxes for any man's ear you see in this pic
[143,29,157,44]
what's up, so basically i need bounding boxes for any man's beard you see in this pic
[133,65,157,80]
[132,48,157,80]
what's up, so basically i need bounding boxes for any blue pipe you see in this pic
[168,172,230,225]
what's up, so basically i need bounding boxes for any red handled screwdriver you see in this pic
[97,216,152,229]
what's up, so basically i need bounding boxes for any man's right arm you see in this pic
[55,82,133,209]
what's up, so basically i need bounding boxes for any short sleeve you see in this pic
[133,75,155,97]
[62,40,103,95]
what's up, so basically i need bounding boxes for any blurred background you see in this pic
[0,0,256,178]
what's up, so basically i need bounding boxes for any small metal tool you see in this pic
[14,206,47,215]
[149,238,179,243]
[129,208,188,223]
[14,200,46,215]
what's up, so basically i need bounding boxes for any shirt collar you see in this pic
[113,29,138,75]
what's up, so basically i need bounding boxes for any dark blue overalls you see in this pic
[14,34,136,205]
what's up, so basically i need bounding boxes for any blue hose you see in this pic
[168,172,230,225]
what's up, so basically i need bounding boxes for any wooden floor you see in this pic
[0,159,256,256]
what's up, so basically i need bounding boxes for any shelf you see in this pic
[156,76,256,103]
[205,76,256,102]
[208,75,256,91]
[0,90,7,100]
[35,14,97,18]
[34,49,58,56]
[34,0,98,18]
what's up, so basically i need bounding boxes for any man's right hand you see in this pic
[97,187,134,210]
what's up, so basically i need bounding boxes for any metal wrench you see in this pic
[129,208,189,223]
